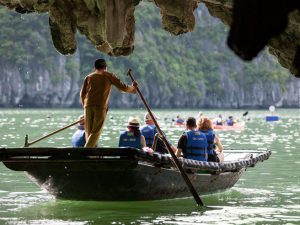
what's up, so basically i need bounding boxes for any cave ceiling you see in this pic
[0,0,299,77]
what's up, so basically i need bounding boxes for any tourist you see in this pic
[175,117,207,161]
[226,116,234,126]
[71,115,86,147]
[198,117,223,162]
[80,59,137,147]
[140,112,158,147]
[175,115,185,125]
[119,117,146,149]
[214,114,223,125]
[139,112,168,154]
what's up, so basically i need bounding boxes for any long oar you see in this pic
[127,69,204,206]
[24,118,84,147]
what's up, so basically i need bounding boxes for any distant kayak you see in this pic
[174,122,185,127]
[213,121,245,131]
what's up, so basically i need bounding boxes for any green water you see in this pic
[0,109,299,225]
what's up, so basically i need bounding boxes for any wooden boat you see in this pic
[213,121,245,131]
[0,147,271,201]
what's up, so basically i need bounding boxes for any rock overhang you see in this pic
[0,0,299,77]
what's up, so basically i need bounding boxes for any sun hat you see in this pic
[127,117,140,127]
[144,112,159,122]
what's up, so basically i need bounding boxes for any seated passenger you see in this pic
[119,117,146,149]
[140,112,158,147]
[198,117,223,162]
[176,117,207,162]
[71,115,86,147]
[226,116,234,126]
[140,112,168,154]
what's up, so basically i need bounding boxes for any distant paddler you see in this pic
[226,116,234,126]
[80,59,138,147]
[174,115,185,126]
[213,114,223,126]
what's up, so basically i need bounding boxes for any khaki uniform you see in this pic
[80,71,135,147]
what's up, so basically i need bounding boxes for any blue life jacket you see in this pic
[226,119,234,126]
[71,129,86,147]
[176,118,184,124]
[200,129,215,155]
[140,125,156,147]
[119,131,141,149]
[185,130,207,162]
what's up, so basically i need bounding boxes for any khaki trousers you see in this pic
[84,106,107,148]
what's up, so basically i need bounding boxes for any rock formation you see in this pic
[0,0,300,77]
[0,4,298,108]
[203,0,300,77]
[0,0,140,56]
[0,53,81,108]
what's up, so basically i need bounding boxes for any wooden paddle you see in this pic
[24,118,84,147]
[127,69,204,206]
[242,111,249,117]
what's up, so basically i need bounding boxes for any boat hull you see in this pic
[0,147,270,201]
[22,161,245,201]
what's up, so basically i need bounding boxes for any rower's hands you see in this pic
[132,80,138,88]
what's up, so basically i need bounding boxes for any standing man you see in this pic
[80,59,137,147]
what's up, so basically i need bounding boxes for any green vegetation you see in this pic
[0,3,292,108]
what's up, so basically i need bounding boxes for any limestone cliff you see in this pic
[0,53,81,107]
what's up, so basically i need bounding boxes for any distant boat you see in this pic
[266,105,280,122]
[0,147,271,201]
[213,121,245,131]
[265,115,280,122]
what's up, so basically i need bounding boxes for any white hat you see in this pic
[144,112,159,122]
[127,117,140,127]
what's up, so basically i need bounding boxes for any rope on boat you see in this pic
[183,150,271,172]
[135,149,272,172]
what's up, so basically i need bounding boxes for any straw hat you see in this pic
[127,117,140,127]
